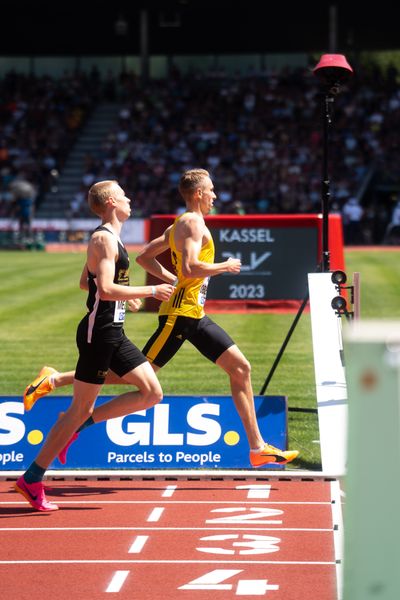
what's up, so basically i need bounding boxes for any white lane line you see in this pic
[0,500,331,505]
[0,527,333,532]
[128,535,148,553]
[0,559,336,565]
[147,507,164,522]
[162,485,177,497]
[105,570,129,593]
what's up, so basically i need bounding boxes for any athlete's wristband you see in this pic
[151,286,156,296]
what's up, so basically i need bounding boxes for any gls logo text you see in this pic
[106,403,222,446]
[0,402,222,448]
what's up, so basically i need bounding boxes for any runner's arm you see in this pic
[90,232,174,301]
[182,219,241,278]
[136,225,177,284]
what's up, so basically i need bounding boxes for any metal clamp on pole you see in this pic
[330,270,355,320]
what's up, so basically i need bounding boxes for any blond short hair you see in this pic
[178,169,210,198]
[87,180,118,216]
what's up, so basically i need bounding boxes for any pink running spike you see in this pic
[14,476,58,512]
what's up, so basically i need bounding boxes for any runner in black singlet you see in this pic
[15,180,174,511]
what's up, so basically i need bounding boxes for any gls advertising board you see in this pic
[145,214,345,309]
[0,395,287,470]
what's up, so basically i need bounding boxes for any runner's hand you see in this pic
[127,298,142,312]
[154,284,175,301]
[226,257,241,273]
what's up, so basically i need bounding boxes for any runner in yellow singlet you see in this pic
[138,169,299,467]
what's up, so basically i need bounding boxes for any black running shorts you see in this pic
[142,314,235,368]
[75,320,147,384]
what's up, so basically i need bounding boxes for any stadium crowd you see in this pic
[1,61,400,244]
[0,70,103,228]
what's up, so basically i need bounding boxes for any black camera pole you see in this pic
[317,55,353,272]
[321,92,333,273]
[259,54,353,396]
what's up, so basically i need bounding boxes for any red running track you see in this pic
[0,476,342,600]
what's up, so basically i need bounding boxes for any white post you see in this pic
[308,272,348,474]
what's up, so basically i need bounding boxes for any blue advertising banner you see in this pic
[0,395,287,470]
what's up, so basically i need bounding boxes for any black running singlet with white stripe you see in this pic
[85,225,130,343]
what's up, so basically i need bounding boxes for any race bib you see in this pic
[198,277,210,306]
[114,300,126,323]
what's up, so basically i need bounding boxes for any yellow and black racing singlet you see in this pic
[159,214,215,319]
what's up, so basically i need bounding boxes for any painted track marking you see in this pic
[0,500,331,505]
[106,570,129,592]
[162,485,177,497]
[128,536,149,553]
[147,507,164,521]
[0,526,333,532]
[0,559,336,565]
